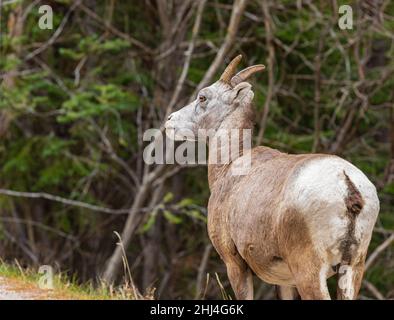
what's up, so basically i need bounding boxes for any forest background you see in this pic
[0,0,393,299]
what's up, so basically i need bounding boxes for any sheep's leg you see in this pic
[289,251,331,300]
[292,267,331,300]
[276,285,300,300]
[337,258,365,300]
[225,257,254,300]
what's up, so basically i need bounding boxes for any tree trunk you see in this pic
[1,3,24,137]
[102,182,150,283]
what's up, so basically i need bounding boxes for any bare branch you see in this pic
[195,244,212,299]
[365,233,394,270]
[256,0,275,145]
[0,189,130,215]
[166,0,207,115]
[25,0,81,61]
[193,0,249,95]
[79,2,153,54]
[363,280,385,300]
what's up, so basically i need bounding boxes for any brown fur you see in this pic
[166,61,378,299]
[343,171,364,216]
[207,109,334,293]
[340,171,365,265]
[206,108,348,299]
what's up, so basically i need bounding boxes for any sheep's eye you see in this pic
[199,95,207,103]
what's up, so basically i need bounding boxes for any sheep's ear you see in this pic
[228,82,252,105]
[231,65,265,87]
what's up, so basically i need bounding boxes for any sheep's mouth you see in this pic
[165,125,197,141]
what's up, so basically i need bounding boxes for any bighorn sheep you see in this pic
[165,55,379,300]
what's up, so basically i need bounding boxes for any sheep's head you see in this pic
[165,55,265,141]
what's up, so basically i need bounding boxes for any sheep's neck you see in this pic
[207,106,253,189]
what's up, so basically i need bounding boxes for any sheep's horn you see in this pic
[219,55,242,84]
[230,64,265,86]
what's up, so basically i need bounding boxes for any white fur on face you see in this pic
[165,81,254,140]
[165,101,198,139]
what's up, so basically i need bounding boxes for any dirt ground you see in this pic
[0,276,69,300]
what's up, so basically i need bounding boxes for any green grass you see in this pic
[0,260,142,300]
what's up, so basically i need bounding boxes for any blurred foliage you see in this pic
[0,0,393,299]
